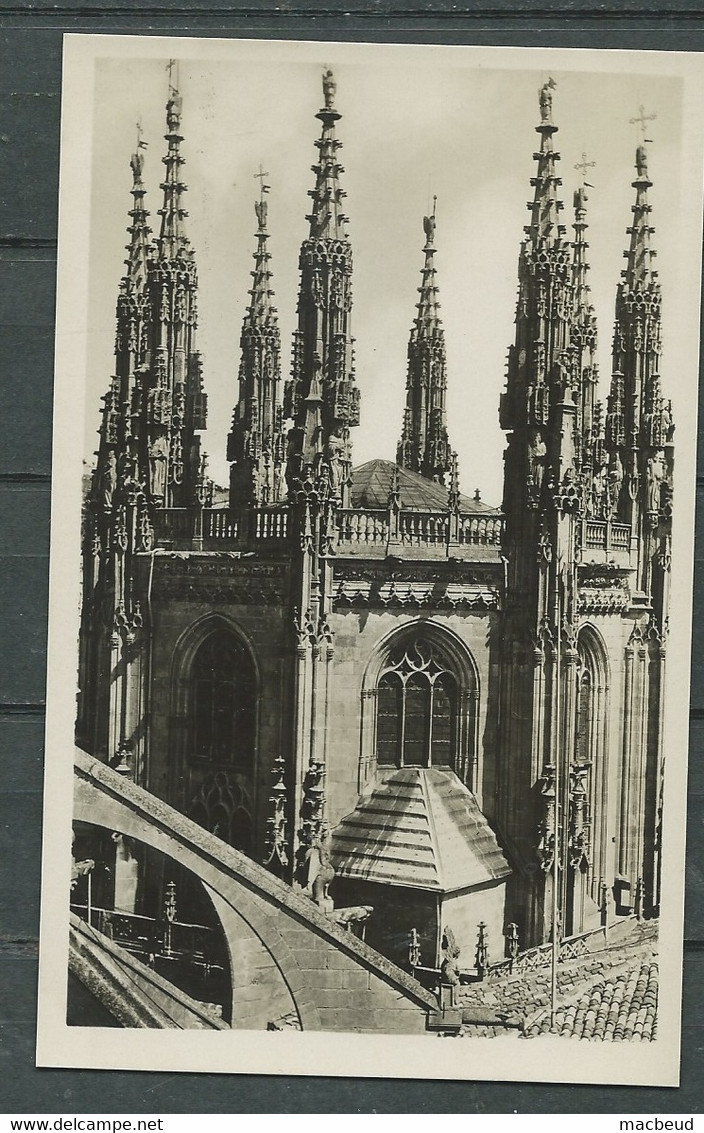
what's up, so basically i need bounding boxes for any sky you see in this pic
[79,41,693,508]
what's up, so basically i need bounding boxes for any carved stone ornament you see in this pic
[536,762,556,873]
[262,754,289,875]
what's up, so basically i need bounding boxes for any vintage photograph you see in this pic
[37,36,703,1083]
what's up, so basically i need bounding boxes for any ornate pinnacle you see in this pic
[527,77,564,247]
[249,170,277,329]
[623,139,656,286]
[307,68,347,240]
[448,450,460,512]
[416,201,441,331]
[123,135,151,294]
[157,81,190,261]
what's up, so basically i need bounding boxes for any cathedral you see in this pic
[74,67,673,985]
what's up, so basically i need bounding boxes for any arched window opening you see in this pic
[375,636,459,771]
[186,628,257,855]
[565,629,609,935]
[191,630,255,770]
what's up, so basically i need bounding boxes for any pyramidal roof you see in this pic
[330,768,510,894]
[350,459,497,513]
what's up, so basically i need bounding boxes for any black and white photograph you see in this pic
[36,35,704,1084]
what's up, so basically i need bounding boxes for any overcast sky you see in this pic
[78,41,694,507]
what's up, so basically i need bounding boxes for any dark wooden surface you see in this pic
[1,8,703,1113]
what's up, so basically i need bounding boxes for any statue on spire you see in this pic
[166,90,182,131]
[636,143,649,179]
[539,77,557,123]
[322,69,336,109]
[423,197,437,248]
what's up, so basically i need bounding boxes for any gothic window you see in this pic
[191,630,255,771]
[375,637,457,769]
[189,771,253,854]
[187,628,257,855]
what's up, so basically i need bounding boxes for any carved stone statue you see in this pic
[527,428,547,501]
[305,824,335,911]
[591,466,607,517]
[661,399,674,443]
[636,143,649,179]
[324,428,346,496]
[254,196,268,231]
[166,91,183,132]
[440,926,462,991]
[423,211,436,247]
[645,449,665,514]
[101,450,117,511]
[608,451,624,512]
[130,149,144,182]
[322,69,336,110]
[149,434,169,500]
[539,79,555,123]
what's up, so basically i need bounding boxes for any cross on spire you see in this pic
[254,164,270,195]
[574,152,595,186]
[166,57,179,94]
[630,104,656,138]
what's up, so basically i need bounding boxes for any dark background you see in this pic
[2,3,703,1113]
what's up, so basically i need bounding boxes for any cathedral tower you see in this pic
[283,70,360,881]
[227,178,286,510]
[145,85,208,510]
[77,140,154,769]
[397,201,454,483]
[498,80,592,945]
[605,141,673,600]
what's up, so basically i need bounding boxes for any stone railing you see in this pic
[336,507,504,556]
[487,924,604,982]
[152,506,288,551]
[152,504,503,556]
[335,509,390,546]
[583,519,631,555]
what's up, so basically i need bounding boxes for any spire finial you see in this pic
[423,198,437,251]
[574,152,596,188]
[307,67,347,239]
[157,66,189,260]
[630,103,656,139]
[322,68,336,110]
[539,76,557,124]
[254,165,270,232]
[166,57,179,97]
[124,136,151,291]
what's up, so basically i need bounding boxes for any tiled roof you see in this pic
[526,960,658,1041]
[330,768,511,893]
[350,459,498,513]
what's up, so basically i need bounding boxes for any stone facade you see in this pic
[76,70,672,999]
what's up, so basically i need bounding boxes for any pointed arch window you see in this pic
[191,630,255,771]
[186,627,257,855]
[375,637,457,769]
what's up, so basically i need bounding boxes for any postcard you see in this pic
[36,33,704,1085]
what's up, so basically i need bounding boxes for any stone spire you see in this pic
[228,175,286,509]
[145,82,207,509]
[499,78,572,517]
[397,200,454,484]
[571,182,603,506]
[123,134,151,295]
[605,138,672,592]
[157,84,190,262]
[78,148,156,764]
[285,68,360,506]
[528,77,564,248]
[306,68,349,242]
